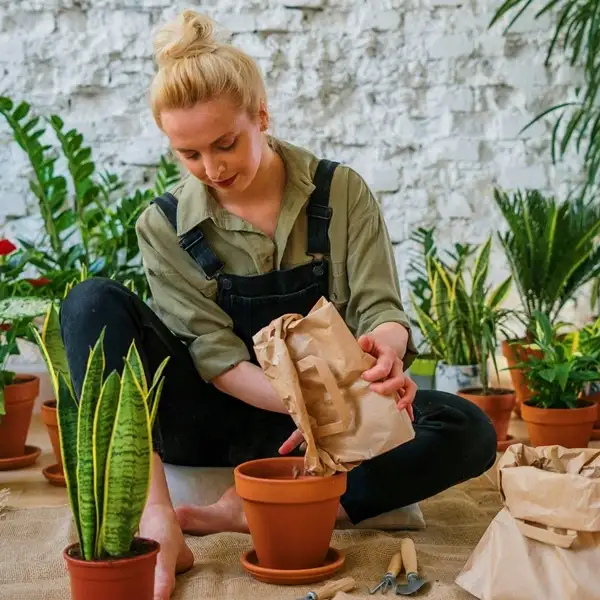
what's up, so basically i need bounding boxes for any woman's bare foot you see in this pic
[175,486,350,536]
[175,486,249,535]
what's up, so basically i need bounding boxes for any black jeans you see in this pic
[60,278,497,524]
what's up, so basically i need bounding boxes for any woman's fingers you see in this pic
[278,429,304,455]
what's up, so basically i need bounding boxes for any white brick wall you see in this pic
[0,0,594,325]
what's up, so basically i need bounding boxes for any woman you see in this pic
[60,10,497,599]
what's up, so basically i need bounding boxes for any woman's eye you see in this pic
[184,152,200,160]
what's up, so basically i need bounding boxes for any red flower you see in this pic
[26,277,52,287]
[0,324,11,331]
[0,239,16,256]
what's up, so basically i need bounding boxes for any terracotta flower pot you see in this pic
[521,400,597,448]
[501,339,542,417]
[458,387,516,450]
[0,375,40,459]
[64,538,160,600]
[41,399,63,469]
[582,389,600,429]
[234,457,347,571]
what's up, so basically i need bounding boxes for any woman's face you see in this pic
[160,96,267,195]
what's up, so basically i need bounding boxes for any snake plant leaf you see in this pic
[126,343,148,395]
[101,360,152,557]
[145,356,169,424]
[472,238,491,296]
[92,370,120,557]
[488,276,512,309]
[77,330,106,561]
[40,303,72,398]
[56,371,82,549]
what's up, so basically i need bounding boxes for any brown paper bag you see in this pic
[456,444,600,600]
[253,297,415,476]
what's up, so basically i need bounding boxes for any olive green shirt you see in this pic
[135,137,418,382]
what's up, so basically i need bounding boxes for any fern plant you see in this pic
[493,188,600,335]
[31,303,168,560]
[490,0,600,199]
[0,96,180,300]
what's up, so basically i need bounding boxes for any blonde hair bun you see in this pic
[154,10,220,66]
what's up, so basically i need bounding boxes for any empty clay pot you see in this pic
[0,375,40,459]
[458,387,516,449]
[64,538,160,600]
[521,400,597,448]
[501,340,542,416]
[41,399,63,469]
[234,456,347,571]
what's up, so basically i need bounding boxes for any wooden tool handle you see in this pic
[387,552,403,577]
[401,538,418,574]
[313,576,356,599]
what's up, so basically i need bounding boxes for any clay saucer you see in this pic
[241,547,344,585]
[0,445,41,471]
[42,463,66,487]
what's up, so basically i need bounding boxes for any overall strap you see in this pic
[307,159,339,256]
[152,193,224,280]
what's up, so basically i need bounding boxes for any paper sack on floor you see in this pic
[253,297,415,476]
[456,444,600,600]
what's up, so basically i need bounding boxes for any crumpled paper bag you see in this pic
[456,444,600,600]
[253,297,415,476]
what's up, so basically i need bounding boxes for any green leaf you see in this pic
[488,276,512,309]
[76,330,106,561]
[13,102,30,121]
[125,343,147,395]
[0,297,52,321]
[56,371,82,548]
[92,371,120,557]
[100,359,152,557]
[146,356,169,425]
[0,97,13,111]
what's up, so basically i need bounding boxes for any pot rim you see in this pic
[5,374,40,388]
[63,538,160,567]
[234,456,346,485]
[458,386,515,396]
[436,361,479,369]
[523,398,596,411]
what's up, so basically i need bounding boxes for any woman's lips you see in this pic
[213,174,237,188]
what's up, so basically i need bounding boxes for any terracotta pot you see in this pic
[0,375,40,459]
[234,457,347,571]
[41,399,63,469]
[458,387,516,449]
[501,340,543,416]
[64,538,160,600]
[582,388,600,429]
[521,400,597,448]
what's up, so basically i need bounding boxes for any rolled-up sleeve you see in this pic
[135,206,250,382]
[344,170,419,367]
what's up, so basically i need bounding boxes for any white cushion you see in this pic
[164,464,425,530]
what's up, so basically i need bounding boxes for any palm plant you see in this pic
[490,0,600,199]
[493,188,600,335]
[31,303,168,560]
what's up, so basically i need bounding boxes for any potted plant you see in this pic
[518,311,600,448]
[31,303,169,600]
[0,296,52,463]
[493,189,600,414]
[411,237,508,394]
[574,315,600,436]
[453,240,516,451]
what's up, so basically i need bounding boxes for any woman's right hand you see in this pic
[140,504,194,600]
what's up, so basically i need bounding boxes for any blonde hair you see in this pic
[150,10,268,127]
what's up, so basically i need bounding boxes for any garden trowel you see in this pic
[395,538,428,596]
[297,576,357,600]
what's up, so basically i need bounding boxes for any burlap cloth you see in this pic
[0,475,500,599]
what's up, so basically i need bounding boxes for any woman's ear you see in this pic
[258,102,269,132]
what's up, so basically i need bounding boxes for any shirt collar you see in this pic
[175,136,317,236]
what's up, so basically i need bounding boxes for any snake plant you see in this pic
[31,303,168,560]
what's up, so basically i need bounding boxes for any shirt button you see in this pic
[221,278,232,290]
[331,292,337,300]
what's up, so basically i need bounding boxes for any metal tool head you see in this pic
[299,593,318,600]
[395,573,427,596]
[369,575,396,594]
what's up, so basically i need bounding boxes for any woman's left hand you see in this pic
[357,334,416,421]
